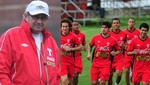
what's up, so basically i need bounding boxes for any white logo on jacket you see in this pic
[47,48,55,62]
[21,43,29,47]
[47,48,52,56]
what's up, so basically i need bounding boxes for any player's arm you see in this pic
[63,43,82,52]
[111,40,121,56]
[110,50,121,56]
[127,49,138,55]
[70,44,82,52]
[82,34,86,51]
[87,45,93,60]
[81,45,86,51]
[126,39,138,56]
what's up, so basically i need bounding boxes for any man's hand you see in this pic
[87,54,91,61]
[111,51,117,56]
[63,46,72,52]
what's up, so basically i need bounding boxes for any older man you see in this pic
[0,0,60,85]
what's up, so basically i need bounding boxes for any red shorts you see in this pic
[90,66,110,81]
[132,71,150,83]
[61,62,75,78]
[111,59,124,73]
[75,55,83,74]
[124,52,133,68]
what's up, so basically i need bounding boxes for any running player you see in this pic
[72,21,86,85]
[127,23,150,85]
[123,18,140,85]
[109,18,127,85]
[60,18,82,85]
[87,21,121,85]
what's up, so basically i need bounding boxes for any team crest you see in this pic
[134,35,138,38]
[78,37,81,42]
[98,40,100,43]
[120,37,123,40]
[137,44,140,47]
[107,42,110,46]
[147,44,150,48]
[67,39,70,43]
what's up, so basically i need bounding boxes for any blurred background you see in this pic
[61,0,150,26]
[1,0,150,45]
[0,0,61,46]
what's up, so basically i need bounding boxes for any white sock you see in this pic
[115,82,119,85]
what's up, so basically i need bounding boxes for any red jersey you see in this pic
[109,30,127,62]
[124,28,140,49]
[73,31,86,56]
[89,34,120,67]
[61,32,80,64]
[127,37,150,72]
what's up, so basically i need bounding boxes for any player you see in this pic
[60,18,82,85]
[124,18,140,85]
[127,23,150,85]
[71,21,86,85]
[87,21,121,85]
[108,18,127,85]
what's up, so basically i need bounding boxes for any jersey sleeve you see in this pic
[89,36,96,47]
[127,39,135,52]
[113,38,121,51]
[82,34,86,45]
[74,34,80,45]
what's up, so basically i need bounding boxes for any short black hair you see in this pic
[139,23,149,31]
[112,18,120,23]
[66,16,73,22]
[101,21,111,29]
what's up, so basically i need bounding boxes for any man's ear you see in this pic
[23,12,28,19]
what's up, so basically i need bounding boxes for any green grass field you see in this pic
[78,17,150,85]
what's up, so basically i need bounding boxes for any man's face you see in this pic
[25,13,48,34]
[72,22,79,31]
[128,19,135,29]
[140,27,148,37]
[112,20,120,30]
[101,25,109,35]
[61,22,70,35]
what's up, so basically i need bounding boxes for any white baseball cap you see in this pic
[25,0,50,17]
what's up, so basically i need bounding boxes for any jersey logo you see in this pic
[47,48,55,62]
[107,42,110,46]
[127,35,129,38]
[67,39,70,43]
[137,44,140,46]
[134,35,138,38]
[120,37,123,40]
[21,43,29,47]
[78,37,81,41]
[147,44,150,48]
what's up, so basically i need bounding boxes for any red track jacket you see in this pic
[0,20,60,85]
